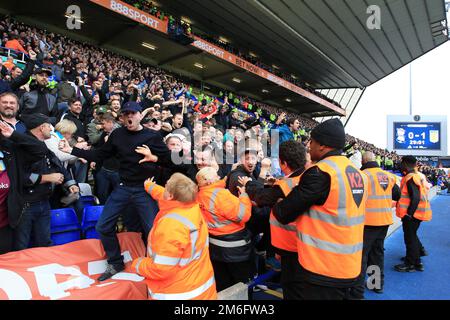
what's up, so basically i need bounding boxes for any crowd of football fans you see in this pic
[122,0,343,108]
[0,14,447,258]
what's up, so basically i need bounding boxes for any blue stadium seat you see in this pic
[81,205,104,239]
[50,208,81,245]
[80,195,99,208]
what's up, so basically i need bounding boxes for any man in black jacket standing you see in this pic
[242,140,307,299]
[227,149,279,272]
[59,102,176,281]
[19,68,60,124]
[0,119,49,254]
[273,118,367,300]
[13,113,79,251]
[394,156,430,272]
[352,151,400,298]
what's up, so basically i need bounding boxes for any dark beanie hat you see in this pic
[401,155,417,166]
[21,113,52,130]
[310,118,346,149]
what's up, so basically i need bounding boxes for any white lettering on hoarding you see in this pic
[0,269,32,300]
[267,74,284,87]
[193,40,225,59]
[0,251,142,300]
[110,0,159,29]
[28,264,95,300]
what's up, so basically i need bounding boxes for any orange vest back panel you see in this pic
[145,205,217,300]
[396,173,432,221]
[270,175,301,252]
[296,156,368,279]
[363,167,396,226]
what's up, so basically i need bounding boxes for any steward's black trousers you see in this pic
[402,216,422,265]
[352,225,389,299]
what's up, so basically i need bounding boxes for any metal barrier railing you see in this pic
[247,270,278,289]
[0,46,29,63]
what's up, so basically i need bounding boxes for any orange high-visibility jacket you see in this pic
[132,182,217,300]
[5,39,28,54]
[270,175,301,252]
[296,156,368,279]
[363,167,397,226]
[197,179,252,237]
[396,173,432,221]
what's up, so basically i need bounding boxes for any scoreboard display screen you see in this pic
[393,122,441,150]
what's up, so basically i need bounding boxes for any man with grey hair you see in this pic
[352,151,400,298]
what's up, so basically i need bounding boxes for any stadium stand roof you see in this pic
[159,0,448,89]
[0,0,447,119]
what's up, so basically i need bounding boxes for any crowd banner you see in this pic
[89,0,345,116]
[90,0,168,33]
[0,232,147,300]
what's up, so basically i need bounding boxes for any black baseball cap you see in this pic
[33,68,52,76]
[21,113,52,129]
[121,101,142,113]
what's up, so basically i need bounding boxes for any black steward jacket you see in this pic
[272,150,366,288]
[246,168,304,257]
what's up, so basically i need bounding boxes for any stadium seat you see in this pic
[50,208,81,245]
[81,205,104,239]
[80,195,100,208]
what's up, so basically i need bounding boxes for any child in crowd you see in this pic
[132,173,217,300]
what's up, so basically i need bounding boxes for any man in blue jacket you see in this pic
[270,113,300,176]
[272,112,300,144]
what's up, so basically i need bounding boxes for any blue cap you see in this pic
[121,101,142,113]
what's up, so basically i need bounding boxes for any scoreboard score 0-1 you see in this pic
[393,122,441,150]
[387,115,447,157]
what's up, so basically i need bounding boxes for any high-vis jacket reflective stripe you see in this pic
[148,276,216,300]
[363,168,396,226]
[396,173,432,221]
[197,180,252,237]
[270,176,301,252]
[296,156,368,279]
[135,183,217,300]
[147,213,203,266]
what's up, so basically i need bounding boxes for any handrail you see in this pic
[0,46,29,63]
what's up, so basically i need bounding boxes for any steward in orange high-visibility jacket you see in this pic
[131,173,217,300]
[273,119,368,300]
[352,151,400,299]
[245,140,307,300]
[394,156,432,273]
[196,166,253,292]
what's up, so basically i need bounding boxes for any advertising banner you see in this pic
[191,36,345,116]
[90,0,168,33]
[0,232,147,300]
[89,0,344,115]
